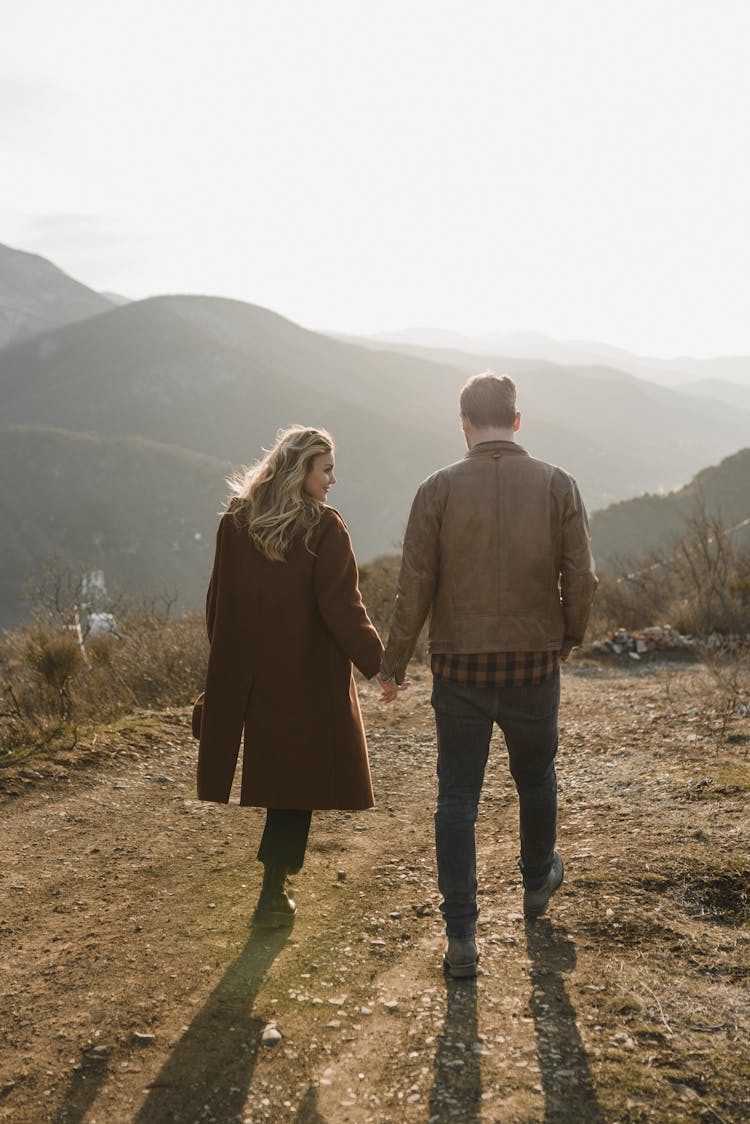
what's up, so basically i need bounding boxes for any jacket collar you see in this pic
[465,440,528,459]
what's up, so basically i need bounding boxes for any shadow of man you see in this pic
[428,976,482,1123]
[525,919,603,1123]
[131,925,290,1124]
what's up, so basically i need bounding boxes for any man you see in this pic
[379,372,597,978]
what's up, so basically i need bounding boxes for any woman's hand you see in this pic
[376,673,410,704]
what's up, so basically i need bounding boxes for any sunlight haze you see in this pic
[2,0,749,357]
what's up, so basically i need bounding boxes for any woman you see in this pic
[197,425,384,927]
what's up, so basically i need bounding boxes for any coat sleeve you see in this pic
[313,511,384,679]
[205,517,226,644]
[380,475,444,683]
[197,514,245,804]
[559,476,598,646]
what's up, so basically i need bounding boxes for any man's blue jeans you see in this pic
[431,671,560,938]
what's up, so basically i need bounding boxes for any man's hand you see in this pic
[376,673,409,704]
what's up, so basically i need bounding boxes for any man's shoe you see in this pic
[443,936,478,979]
[251,865,297,928]
[524,852,564,918]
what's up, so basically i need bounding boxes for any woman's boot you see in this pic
[252,864,297,927]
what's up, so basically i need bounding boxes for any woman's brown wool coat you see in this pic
[197,506,383,810]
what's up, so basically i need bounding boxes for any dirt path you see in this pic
[1,666,748,1123]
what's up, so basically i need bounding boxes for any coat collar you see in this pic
[465,439,528,459]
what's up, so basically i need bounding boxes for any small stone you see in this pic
[261,1025,282,1046]
[383,999,399,1012]
[337,871,346,881]
[132,1032,155,1046]
[360,1006,373,1016]
[326,1020,342,1029]
[86,1044,112,1059]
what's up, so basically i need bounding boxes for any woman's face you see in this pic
[303,450,336,504]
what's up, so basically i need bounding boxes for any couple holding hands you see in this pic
[196,373,597,978]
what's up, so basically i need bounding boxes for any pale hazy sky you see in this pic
[2,0,749,357]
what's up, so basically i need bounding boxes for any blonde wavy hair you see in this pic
[227,425,335,561]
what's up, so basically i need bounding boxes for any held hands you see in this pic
[376,673,410,704]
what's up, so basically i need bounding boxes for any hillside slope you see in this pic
[0,242,112,347]
[590,447,750,568]
[3,284,750,620]
[3,295,750,516]
[0,426,230,628]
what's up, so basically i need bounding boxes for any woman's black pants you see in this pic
[257,809,312,873]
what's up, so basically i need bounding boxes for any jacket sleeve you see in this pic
[313,511,384,679]
[380,477,443,683]
[559,477,598,645]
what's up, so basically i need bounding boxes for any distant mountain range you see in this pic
[1,242,749,627]
[370,328,750,389]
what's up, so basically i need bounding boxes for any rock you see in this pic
[382,999,399,1012]
[132,1032,155,1046]
[85,1044,112,1059]
[261,1025,282,1046]
[337,871,346,881]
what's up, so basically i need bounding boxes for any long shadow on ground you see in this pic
[54,1057,110,1124]
[525,919,604,1122]
[429,975,482,1121]
[128,925,290,1124]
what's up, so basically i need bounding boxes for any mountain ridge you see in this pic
[590,447,750,569]
[0,241,113,348]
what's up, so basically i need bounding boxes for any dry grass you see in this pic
[0,607,207,768]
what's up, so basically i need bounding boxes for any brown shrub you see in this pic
[589,510,750,641]
[1,602,208,767]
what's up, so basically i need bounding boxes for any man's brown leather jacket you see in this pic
[380,441,598,683]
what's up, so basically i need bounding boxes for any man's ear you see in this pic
[513,411,521,433]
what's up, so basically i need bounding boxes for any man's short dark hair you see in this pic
[460,372,517,428]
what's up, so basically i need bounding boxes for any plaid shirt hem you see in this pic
[431,649,560,688]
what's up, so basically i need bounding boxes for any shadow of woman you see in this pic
[54,1057,110,1124]
[428,976,482,1123]
[131,925,291,1124]
[525,919,604,1123]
